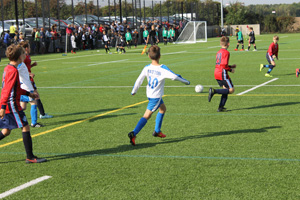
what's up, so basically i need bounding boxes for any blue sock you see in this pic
[267,68,272,73]
[155,112,165,133]
[31,105,37,125]
[215,89,229,95]
[133,117,147,136]
[264,65,270,68]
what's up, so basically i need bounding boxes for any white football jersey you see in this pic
[17,62,34,92]
[131,64,190,98]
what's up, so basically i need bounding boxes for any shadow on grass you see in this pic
[45,126,281,162]
[232,102,300,111]
[43,113,136,126]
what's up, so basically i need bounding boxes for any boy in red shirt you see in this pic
[260,35,279,78]
[208,36,236,112]
[0,44,47,163]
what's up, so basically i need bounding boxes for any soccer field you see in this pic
[0,33,300,199]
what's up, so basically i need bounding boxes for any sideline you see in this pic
[0,176,52,199]
[237,78,279,95]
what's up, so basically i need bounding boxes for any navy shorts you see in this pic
[217,79,234,89]
[0,110,28,130]
[266,52,274,64]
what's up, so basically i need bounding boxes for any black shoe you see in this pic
[208,88,215,102]
[217,107,227,112]
[31,123,44,128]
[128,131,136,146]
[26,156,47,164]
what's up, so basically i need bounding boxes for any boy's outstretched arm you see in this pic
[131,69,147,95]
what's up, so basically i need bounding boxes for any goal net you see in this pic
[175,21,207,44]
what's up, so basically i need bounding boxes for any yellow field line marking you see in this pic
[0,100,149,148]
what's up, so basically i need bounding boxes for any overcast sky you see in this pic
[223,0,300,6]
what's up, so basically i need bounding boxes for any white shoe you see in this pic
[245,49,249,51]
[253,49,257,51]
[40,113,53,119]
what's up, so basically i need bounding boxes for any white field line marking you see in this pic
[280,58,300,60]
[38,84,300,89]
[281,36,289,38]
[162,51,187,55]
[207,46,220,49]
[87,59,129,66]
[0,176,52,199]
[237,78,279,95]
[35,53,104,63]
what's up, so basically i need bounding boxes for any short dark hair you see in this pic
[148,45,160,60]
[5,44,25,62]
[220,36,229,46]
[19,40,30,49]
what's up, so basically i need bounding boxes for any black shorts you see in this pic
[238,40,243,44]
[104,41,108,46]
[249,39,255,44]
[217,79,234,89]
[266,52,274,64]
[163,37,167,40]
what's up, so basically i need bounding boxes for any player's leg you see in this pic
[30,100,44,127]
[241,41,244,51]
[253,43,257,51]
[153,103,166,138]
[21,124,47,163]
[34,90,53,119]
[234,42,239,51]
[0,128,11,140]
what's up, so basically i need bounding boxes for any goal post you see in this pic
[175,21,207,44]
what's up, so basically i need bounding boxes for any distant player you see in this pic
[0,44,47,163]
[128,45,190,145]
[208,36,236,112]
[170,27,175,43]
[162,27,168,45]
[260,35,279,78]
[246,27,257,51]
[143,27,149,45]
[102,31,111,54]
[147,25,158,46]
[234,28,244,51]
[125,29,132,49]
[116,33,126,54]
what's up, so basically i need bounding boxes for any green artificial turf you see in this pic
[0,33,300,199]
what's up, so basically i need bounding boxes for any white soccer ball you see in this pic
[195,85,204,93]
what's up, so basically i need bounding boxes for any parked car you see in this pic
[4,20,39,36]
[0,22,10,37]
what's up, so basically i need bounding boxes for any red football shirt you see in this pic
[267,42,279,58]
[1,64,28,113]
[214,48,231,80]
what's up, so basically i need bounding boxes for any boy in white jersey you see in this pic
[128,46,190,145]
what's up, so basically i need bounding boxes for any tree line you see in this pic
[1,0,299,33]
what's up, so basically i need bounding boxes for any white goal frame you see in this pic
[175,21,207,44]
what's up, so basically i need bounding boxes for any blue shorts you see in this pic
[20,95,34,103]
[147,98,164,112]
[0,110,28,130]
[266,52,274,64]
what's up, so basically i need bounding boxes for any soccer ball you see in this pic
[195,85,204,93]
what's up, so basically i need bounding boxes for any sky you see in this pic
[65,0,299,7]
[222,0,300,6]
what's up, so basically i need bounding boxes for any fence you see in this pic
[0,0,223,57]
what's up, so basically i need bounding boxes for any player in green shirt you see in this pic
[125,29,132,49]
[143,28,149,45]
[162,27,168,45]
[234,28,244,51]
[167,28,171,43]
[170,27,175,43]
